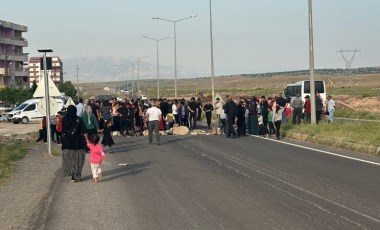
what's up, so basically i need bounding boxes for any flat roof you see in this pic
[0,20,28,32]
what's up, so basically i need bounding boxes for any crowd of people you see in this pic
[50,92,334,183]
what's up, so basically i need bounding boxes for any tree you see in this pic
[30,80,38,94]
[0,86,33,105]
[59,81,77,98]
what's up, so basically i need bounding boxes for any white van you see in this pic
[8,98,64,124]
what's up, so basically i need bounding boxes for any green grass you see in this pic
[335,109,380,120]
[282,122,380,154]
[0,141,29,183]
[329,87,380,97]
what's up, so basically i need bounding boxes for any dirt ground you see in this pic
[0,122,40,139]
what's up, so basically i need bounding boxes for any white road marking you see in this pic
[118,163,129,166]
[250,135,380,166]
[206,147,380,225]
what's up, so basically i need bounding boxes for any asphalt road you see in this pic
[34,134,380,230]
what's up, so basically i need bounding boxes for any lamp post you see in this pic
[153,14,197,98]
[38,49,53,156]
[209,0,216,106]
[308,0,316,124]
[76,65,80,101]
[142,35,173,99]
[130,56,149,97]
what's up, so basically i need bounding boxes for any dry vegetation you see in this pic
[80,73,380,114]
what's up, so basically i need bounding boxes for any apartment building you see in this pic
[0,20,28,88]
[29,56,63,87]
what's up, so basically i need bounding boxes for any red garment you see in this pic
[286,108,292,118]
[41,117,47,129]
[56,117,63,132]
[304,100,311,114]
[159,118,164,131]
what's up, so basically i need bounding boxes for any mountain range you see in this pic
[62,56,209,83]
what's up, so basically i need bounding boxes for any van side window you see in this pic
[25,104,36,111]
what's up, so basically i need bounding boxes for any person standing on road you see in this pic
[215,98,223,128]
[203,100,214,129]
[172,99,179,125]
[276,93,287,124]
[75,98,84,117]
[62,105,89,182]
[188,97,198,129]
[224,96,238,138]
[87,134,107,183]
[144,100,162,145]
[81,105,99,141]
[56,111,63,144]
[291,94,303,125]
[273,105,285,140]
[260,96,269,127]
[315,92,323,124]
[304,95,311,123]
[326,95,336,122]
[196,97,203,121]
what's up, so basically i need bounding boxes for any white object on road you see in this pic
[118,163,129,166]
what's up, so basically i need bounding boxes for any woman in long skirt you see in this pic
[61,105,89,182]
[248,104,259,135]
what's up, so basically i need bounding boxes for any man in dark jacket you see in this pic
[315,92,323,124]
[276,93,287,124]
[188,97,198,129]
[224,96,238,138]
[203,100,214,128]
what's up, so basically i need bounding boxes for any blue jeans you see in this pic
[282,111,287,124]
[328,110,335,122]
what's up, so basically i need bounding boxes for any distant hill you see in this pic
[229,67,380,78]
[61,56,208,83]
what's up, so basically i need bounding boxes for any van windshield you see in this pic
[15,103,28,111]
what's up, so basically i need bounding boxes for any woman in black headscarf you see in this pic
[61,105,89,182]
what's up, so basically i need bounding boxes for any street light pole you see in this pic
[76,65,79,100]
[131,63,134,98]
[130,56,149,97]
[38,49,53,156]
[153,15,197,98]
[209,0,216,106]
[308,0,316,124]
[142,35,173,99]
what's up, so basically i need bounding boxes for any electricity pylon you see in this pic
[337,49,360,77]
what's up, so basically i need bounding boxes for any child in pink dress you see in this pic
[87,134,107,183]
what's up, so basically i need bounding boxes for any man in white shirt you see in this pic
[172,99,178,124]
[215,98,224,128]
[326,95,336,122]
[75,98,84,117]
[144,100,162,145]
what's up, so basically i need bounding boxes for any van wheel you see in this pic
[21,117,29,124]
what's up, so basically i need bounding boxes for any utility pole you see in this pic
[337,49,360,77]
[209,0,216,106]
[130,56,149,98]
[308,0,317,124]
[131,63,134,98]
[76,65,80,100]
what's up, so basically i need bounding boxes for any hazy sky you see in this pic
[1,0,379,78]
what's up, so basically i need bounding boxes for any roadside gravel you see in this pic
[0,143,61,229]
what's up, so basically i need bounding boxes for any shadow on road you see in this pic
[101,160,153,182]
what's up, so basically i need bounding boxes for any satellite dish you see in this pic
[38,97,58,116]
